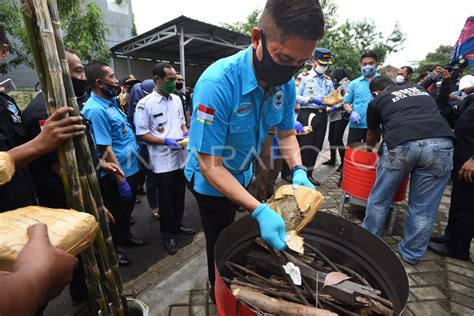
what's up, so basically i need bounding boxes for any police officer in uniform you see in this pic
[0,27,36,212]
[185,0,324,299]
[135,63,195,254]
[294,48,334,186]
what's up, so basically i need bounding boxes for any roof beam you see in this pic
[118,25,177,55]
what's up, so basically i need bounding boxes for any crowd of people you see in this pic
[0,0,473,313]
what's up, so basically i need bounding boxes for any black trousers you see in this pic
[149,169,186,238]
[347,127,368,145]
[328,119,349,162]
[444,161,474,256]
[296,109,328,176]
[99,172,139,244]
[187,181,236,287]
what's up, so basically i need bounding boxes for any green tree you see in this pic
[0,0,110,74]
[220,8,261,36]
[416,45,453,73]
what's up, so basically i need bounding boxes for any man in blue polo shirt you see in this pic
[82,61,148,266]
[185,0,324,298]
[343,51,380,145]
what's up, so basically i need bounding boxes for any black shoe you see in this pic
[428,241,470,261]
[309,177,321,187]
[118,236,149,247]
[130,217,135,226]
[116,250,131,266]
[164,236,178,254]
[430,235,448,243]
[178,226,196,235]
[336,164,343,173]
[322,159,336,166]
[282,175,292,183]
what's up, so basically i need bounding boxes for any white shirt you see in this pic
[135,90,186,173]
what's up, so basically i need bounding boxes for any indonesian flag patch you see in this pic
[196,104,215,125]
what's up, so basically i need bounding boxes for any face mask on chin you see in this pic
[72,77,88,97]
[99,80,121,99]
[315,64,328,75]
[252,31,303,86]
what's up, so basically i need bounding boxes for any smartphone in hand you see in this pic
[0,79,16,94]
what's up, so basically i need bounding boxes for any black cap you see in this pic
[313,48,332,65]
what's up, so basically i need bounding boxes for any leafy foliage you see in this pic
[220,0,407,80]
[416,45,453,73]
[220,9,261,36]
[0,0,110,74]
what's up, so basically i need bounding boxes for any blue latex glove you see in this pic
[252,203,287,250]
[310,97,326,106]
[292,169,316,189]
[349,111,361,124]
[326,106,337,113]
[164,138,183,150]
[294,121,305,134]
[117,180,132,201]
[183,132,190,137]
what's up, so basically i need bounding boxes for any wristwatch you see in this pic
[291,165,307,176]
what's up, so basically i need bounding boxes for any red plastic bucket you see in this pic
[341,146,408,202]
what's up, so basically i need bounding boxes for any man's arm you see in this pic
[277,130,302,168]
[138,133,165,145]
[8,107,85,169]
[366,129,381,149]
[198,153,260,212]
[0,224,77,316]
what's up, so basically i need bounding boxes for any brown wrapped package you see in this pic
[322,89,343,106]
[0,206,98,271]
[0,152,15,186]
[178,137,189,147]
[267,185,324,253]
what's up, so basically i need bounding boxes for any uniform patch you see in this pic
[136,105,144,111]
[236,102,253,116]
[196,104,215,125]
[273,91,284,109]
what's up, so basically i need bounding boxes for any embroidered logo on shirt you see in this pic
[273,91,284,109]
[6,101,22,123]
[236,102,253,117]
[196,104,215,125]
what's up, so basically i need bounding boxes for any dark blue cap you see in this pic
[313,48,332,65]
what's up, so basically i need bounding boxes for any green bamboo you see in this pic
[21,0,111,314]
[45,0,130,313]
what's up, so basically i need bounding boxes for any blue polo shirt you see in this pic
[82,92,140,177]
[343,74,379,129]
[185,46,296,197]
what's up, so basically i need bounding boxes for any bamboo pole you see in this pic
[20,0,112,314]
[46,0,130,313]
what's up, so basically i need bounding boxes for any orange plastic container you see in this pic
[341,146,408,202]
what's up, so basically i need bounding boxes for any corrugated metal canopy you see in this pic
[111,15,251,65]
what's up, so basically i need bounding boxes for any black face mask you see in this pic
[72,77,87,97]
[100,80,121,99]
[176,82,184,90]
[252,31,303,86]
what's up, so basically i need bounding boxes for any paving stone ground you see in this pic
[166,170,474,316]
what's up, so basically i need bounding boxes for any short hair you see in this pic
[417,71,429,83]
[361,51,378,63]
[401,66,413,76]
[152,63,174,79]
[0,25,9,46]
[259,0,325,42]
[85,61,110,88]
[369,75,394,93]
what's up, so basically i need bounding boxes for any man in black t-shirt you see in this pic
[362,76,455,265]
